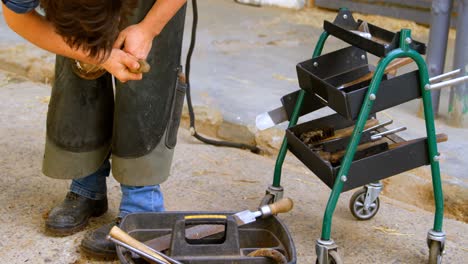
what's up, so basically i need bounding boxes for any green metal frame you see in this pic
[272,31,329,187]
[271,29,444,241]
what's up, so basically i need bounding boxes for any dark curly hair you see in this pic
[40,0,137,61]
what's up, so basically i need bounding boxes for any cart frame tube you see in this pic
[272,31,330,187]
[321,29,444,240]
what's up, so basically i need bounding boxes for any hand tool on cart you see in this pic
[350,21,371,39]
[313,119,393,152]
[328,133,447,163]
[143,197,294,251]
[317,126,407,163]
[388,133,448,149]
[256,67,467,130]
[108,226,182,264]
[369,126,406,141]
[299,118,379,146]
[337,57,413,89]
[323,130,449,165]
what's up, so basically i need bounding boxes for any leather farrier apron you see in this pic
[42,0,187,186]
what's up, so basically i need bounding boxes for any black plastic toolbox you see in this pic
[116,212,296,264]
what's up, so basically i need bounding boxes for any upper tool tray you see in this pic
[324,10,426,57]
[296,46,422,120]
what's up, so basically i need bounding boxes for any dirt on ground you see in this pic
[382,167,468,223]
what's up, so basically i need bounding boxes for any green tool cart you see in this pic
[260,9,449,264]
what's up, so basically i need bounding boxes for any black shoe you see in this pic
[45,192,108,236]
[80,219,120,259]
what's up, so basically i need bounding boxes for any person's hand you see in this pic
[114,24,154,60]
[100,48,142,83]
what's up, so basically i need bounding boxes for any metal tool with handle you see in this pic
[370,126,407,141]
[235,196,294,224]
[144,198,294,251]
[313,119,390,152]
[317,121,403,153]
[337,57,413,89]
[108,226,182,264]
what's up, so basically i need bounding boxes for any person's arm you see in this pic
[113,0,187,59]
[1,3,141,82]
[139,0,187,38]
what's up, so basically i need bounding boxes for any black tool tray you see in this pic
[323,9,426,57]
[285,113,434,192]
[296,46,422,120]
[116,212,296,264]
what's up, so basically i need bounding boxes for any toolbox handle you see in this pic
[170,215,241,257]
[181,215,228,245]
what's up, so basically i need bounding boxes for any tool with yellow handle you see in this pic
[144,198,294,251]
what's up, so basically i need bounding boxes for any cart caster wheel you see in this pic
[349,188,380,220]
[429,241,443,264]
[315,250,343,264]
[259,194,274,207]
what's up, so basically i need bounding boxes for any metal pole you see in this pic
[426,0,453,116]
[272,31,329,187]
[448,0,468,127]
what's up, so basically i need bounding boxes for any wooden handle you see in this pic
[109,226,170,264]
[340,57,413,89]
[268,197,294,215]
[323,133,448,163]
[389,133,448,149]
[324,118,379,142]
[328,139,386,163]
[129,59,151,74]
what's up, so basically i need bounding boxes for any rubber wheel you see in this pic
[315,250,343,264]
[259,194,274,207]
[428,241,443,264]
[349,188,380,220]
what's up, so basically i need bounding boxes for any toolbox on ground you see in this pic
[116,212,296,264]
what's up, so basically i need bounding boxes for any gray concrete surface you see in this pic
[0,71,467,263]
[0,1,467,263]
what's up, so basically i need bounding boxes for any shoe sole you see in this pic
[45,206,108,236]
[45,219,89,236]
[80,244,117,260]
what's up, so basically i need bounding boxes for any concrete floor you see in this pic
[0,71,467,263]
[0,0,467,263]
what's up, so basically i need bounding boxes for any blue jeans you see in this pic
[70,160,165,218]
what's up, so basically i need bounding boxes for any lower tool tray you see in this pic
[286,113,434,192]
[116,212,296,264]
